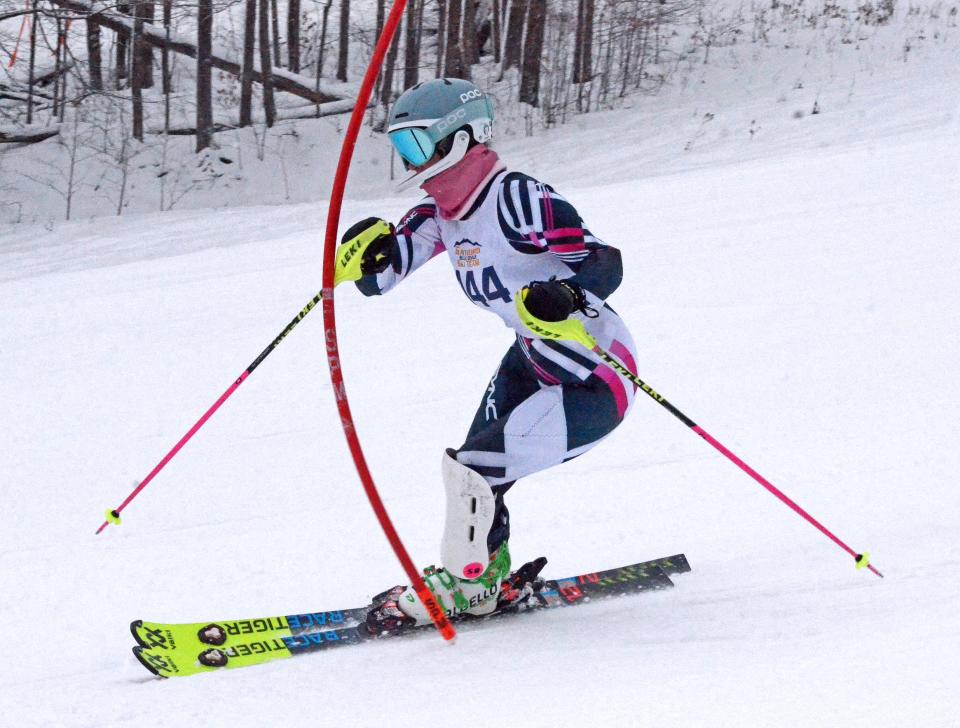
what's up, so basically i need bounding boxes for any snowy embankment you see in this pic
[2,20,960,728]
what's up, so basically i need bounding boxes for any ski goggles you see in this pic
[388,127,438,168]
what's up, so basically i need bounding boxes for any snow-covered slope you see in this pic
[2,18,959,728]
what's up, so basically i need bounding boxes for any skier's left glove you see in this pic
[334,217,397,286]
[521,278,592,322]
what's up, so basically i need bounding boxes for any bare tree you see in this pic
[271,0,282,65]
[27,10,38,124]
[403,0,419,88]
[375,0,384,38]
[196,0,214,151]
[315,0,332,116]
[240,0,256,126]
[132,12,144,140]
[444,0,463,77]
[501,0,525,72]
[519,0,544,105]
[162,0,173,93]
[259,0,276,125]
[572,0,594,83]
[116,3,130,87]
[378,17,400,123]
[134,1,155,88]
[435,0,446,76]
[288,0,301,71]
[336,0,348,81]
[462,0,478,66]
[491,0,501,63]
[86,17,103,90]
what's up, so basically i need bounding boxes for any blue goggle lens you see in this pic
[389,128,435,167]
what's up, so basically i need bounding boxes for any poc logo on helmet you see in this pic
[460,89,483,103]
[436,107,467,132]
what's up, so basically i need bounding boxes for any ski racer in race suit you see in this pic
[334,78,639,632]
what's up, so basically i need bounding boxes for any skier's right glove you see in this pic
[334,217,397,286]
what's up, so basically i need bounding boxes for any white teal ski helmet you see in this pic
[387,78,494,190]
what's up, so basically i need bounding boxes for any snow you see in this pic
[2,11,960,727]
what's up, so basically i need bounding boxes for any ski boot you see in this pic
[364,544,512,636]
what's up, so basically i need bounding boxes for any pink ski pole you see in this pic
[594,345,884,578]
[516,295,883,578]
[96,293,323,534]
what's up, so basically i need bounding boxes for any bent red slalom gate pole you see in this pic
[591,346,884,579]
[320,1,456,640]
[96,293,327,534]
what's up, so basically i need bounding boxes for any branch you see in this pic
[146,97,362,134]
[48,0,353,104]
[0,125,60,144]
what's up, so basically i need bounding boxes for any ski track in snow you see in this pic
[2,26,960,728]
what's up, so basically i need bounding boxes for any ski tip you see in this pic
[132,646,165,678]
[130,620,147,648]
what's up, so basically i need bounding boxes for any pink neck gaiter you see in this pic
[422,145,506,221]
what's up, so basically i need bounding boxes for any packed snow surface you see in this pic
[2,27,960,728]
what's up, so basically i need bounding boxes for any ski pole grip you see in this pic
[514,288,598,349]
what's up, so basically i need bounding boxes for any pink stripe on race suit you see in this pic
[609,339,639,392]
[530,358,562,386]
[543,228,584,241]
[542,187,555,230]
[593,361,628,419]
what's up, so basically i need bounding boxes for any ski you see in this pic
[132,553,691,679]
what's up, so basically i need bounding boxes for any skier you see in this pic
[334,78,639,633]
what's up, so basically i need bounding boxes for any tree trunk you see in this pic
[403,0,418,88]
[462,0,478,67]
[435,0,445,77]
[502,0,524,72]
[86,17,103,90]
[518,0,544,106]
[315,0,331,116]
[491,0,501,63]
[134,2,155,88]
[379,19,400,110]
[162,0,172,93]
[375,0,384,38]
[577,0,594,83]
[27,10,37,124]
[163,0,171,131]
[271,0,282,65]
[259,0,276,126]
[116,4,130,87]
[52,18,62,119]
[444,0,462,78]
[572,0,583,83]
[336,0,349,81]
[196,0,213,151]
[240,0,256,126]
[132,13,144,140]
[287,0,300,71]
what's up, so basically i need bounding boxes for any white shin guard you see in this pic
[441,450,496,581]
